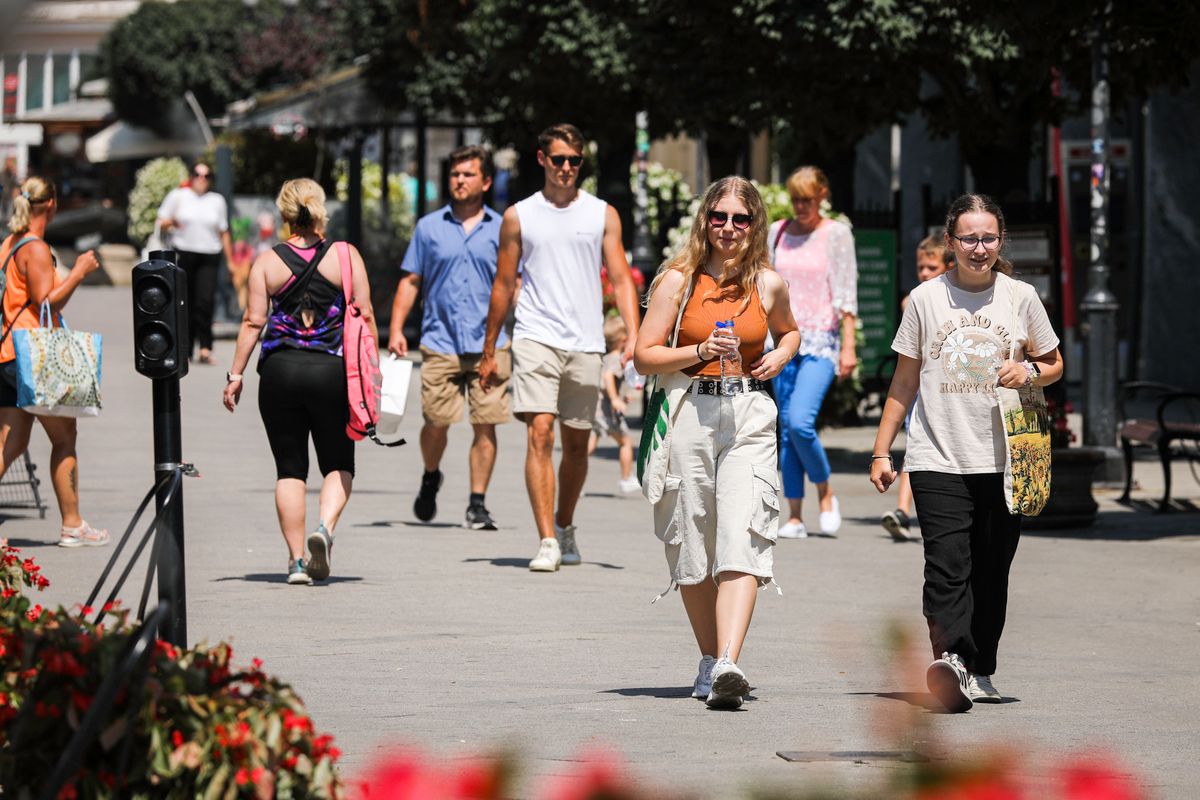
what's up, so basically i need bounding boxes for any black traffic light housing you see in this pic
[132,250,189,379]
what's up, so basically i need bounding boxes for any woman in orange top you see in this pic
[0,177,107,547]
[634,176,799,710]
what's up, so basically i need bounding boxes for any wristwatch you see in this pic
[1023,361,1040,386]
[226,371,243,383]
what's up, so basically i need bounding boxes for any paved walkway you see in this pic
[12,287,1200,798]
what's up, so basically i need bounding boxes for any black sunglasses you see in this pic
[707,210,753,230]
[548,154,584,168]
[192,170,212,179]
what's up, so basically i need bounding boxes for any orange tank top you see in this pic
[0,234,60,363]
[677,272,768,377]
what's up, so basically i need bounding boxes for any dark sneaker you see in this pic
[927,652,973,713]
[881,509,916,542]
[465,503,498,530]
[414,470,443,522]
[306,524,333,582]
[287,558,312,585]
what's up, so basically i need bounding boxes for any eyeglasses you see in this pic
[951,233,1001,250]
[707,210,753,230]
[547,154,583,168]
[192,170,211,179]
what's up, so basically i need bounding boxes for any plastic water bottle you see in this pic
[623,360,645,391]
[715,319,743,394]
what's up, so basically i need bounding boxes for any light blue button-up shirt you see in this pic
[400,204,505,355]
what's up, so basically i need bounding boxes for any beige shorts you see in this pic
[419,345,511,426]
[652,388,780,586]
[511,338,602,430]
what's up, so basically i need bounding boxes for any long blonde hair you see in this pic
[8,177,56,235]
[647,176,770,314]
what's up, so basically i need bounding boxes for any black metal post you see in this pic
[152,376,186,647]
[631,111,654,276]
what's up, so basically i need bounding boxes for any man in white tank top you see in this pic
[479,123,641,572]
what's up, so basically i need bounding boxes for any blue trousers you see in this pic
[772,354,835,499]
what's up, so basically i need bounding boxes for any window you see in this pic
[25,54,44,111]
[52,54,71,105]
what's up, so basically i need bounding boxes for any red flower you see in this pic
[26,604,43,622]
[1060,759,1143,800]
[71,691,92,713]
[35,575,49,590]
[172,730,185,748]
[236,767,250,786]
[2,588,15,599]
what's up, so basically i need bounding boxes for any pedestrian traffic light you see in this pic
[132,250,188,379]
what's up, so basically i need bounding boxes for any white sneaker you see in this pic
[692,655,716,699]
[818,496,841,536]
[927,652,973,713]
[555,523,581,566]
[706,658,749,710]
[529,537,561,572]
[778,520,808,539]
[967,672,1002,703]
[618,476,641,494]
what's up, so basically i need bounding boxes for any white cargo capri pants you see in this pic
[652,387,781,587]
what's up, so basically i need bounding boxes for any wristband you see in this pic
[696,342,711,362]
[226,372,243,383]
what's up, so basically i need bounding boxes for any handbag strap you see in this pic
[646,271,697,397]
[0,236,41,351]
[771,219,790,262]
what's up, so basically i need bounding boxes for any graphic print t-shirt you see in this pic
[891,272,1059,474]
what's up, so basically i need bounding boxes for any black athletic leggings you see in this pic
[258,349,355,480]
[176,250,221,355]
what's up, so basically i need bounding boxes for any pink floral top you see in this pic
[769,219,858,364]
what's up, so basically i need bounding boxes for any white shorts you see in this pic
[652,388,780,586]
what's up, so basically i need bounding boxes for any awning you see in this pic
[84,120,205,163]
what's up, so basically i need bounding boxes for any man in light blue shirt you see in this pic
[388,145,508,530]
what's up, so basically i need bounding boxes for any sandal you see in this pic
[59,521,110,548]
[197,351,216,365]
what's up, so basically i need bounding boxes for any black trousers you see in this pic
[258,349,355,480]
[176,250,221,355]
[910,471,1021,676]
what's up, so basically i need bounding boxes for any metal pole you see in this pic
[632,111,654,275]
[1080,2,1122,481]
[152,375,186,646]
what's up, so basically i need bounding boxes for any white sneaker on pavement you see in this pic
[706,658,749,710]
[692,655,716,700]
[529,537,562,572]
[778,520,808,539]
[618,476,641,494]
[967,672,1002,703]
[818,496,842,536]
[927,652,973,713]
[555,523,581,565]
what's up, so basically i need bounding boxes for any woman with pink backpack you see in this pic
[223,178,376,585]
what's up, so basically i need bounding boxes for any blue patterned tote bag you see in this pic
[12,301,102,417]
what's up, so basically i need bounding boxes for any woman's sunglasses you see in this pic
[548,154,583,168]
[192,170,212,179]
[707,210,753,230]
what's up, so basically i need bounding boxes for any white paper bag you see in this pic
[375,355,412,444]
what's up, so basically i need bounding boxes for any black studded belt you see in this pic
[687,378,769,396]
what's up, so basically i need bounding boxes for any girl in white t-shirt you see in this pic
[869,194,1064,713]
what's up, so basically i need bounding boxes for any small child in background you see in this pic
[589,316,639,494]
[880,235,954,542]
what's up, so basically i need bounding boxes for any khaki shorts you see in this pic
[652,389,780,586]
[511,338,602,430]
[419,345,511,426]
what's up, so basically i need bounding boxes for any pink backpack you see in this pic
[336,242,393,445]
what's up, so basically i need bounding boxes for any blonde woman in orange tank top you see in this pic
[634,177,799,710]
[0,177,107,547]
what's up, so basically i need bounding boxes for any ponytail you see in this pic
[8,177,55,235]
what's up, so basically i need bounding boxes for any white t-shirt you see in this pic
[891,272,1060,474]
[157,187,229,254]
[513,190,607,353]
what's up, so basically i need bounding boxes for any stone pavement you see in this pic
[11,287,1200,798]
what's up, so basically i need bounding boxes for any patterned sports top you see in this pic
[258,241,345,369]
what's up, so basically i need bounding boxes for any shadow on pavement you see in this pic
[354,520,463,529]
[462,557,624,570]
[849,691,1021,711]
[1,537,56,549]
[1022,506,1200,541]
[600,686,693,699]
[213,574,365,585]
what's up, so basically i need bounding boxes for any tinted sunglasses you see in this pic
[192,170,212,179]
[707,210,753,230]
[548,154,583,168]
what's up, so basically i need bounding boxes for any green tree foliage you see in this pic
[103,0,344,133]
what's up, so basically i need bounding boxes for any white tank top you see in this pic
[513,190,607,353]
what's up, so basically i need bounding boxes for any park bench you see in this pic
[1118,381,1200,513]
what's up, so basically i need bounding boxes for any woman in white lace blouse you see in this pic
[767,166,858,538]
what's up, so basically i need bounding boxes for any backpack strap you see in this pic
[335,242,354,307]
[270,240,331,315]
[0,236,42,351]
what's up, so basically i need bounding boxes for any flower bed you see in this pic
[0,545,343,798]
